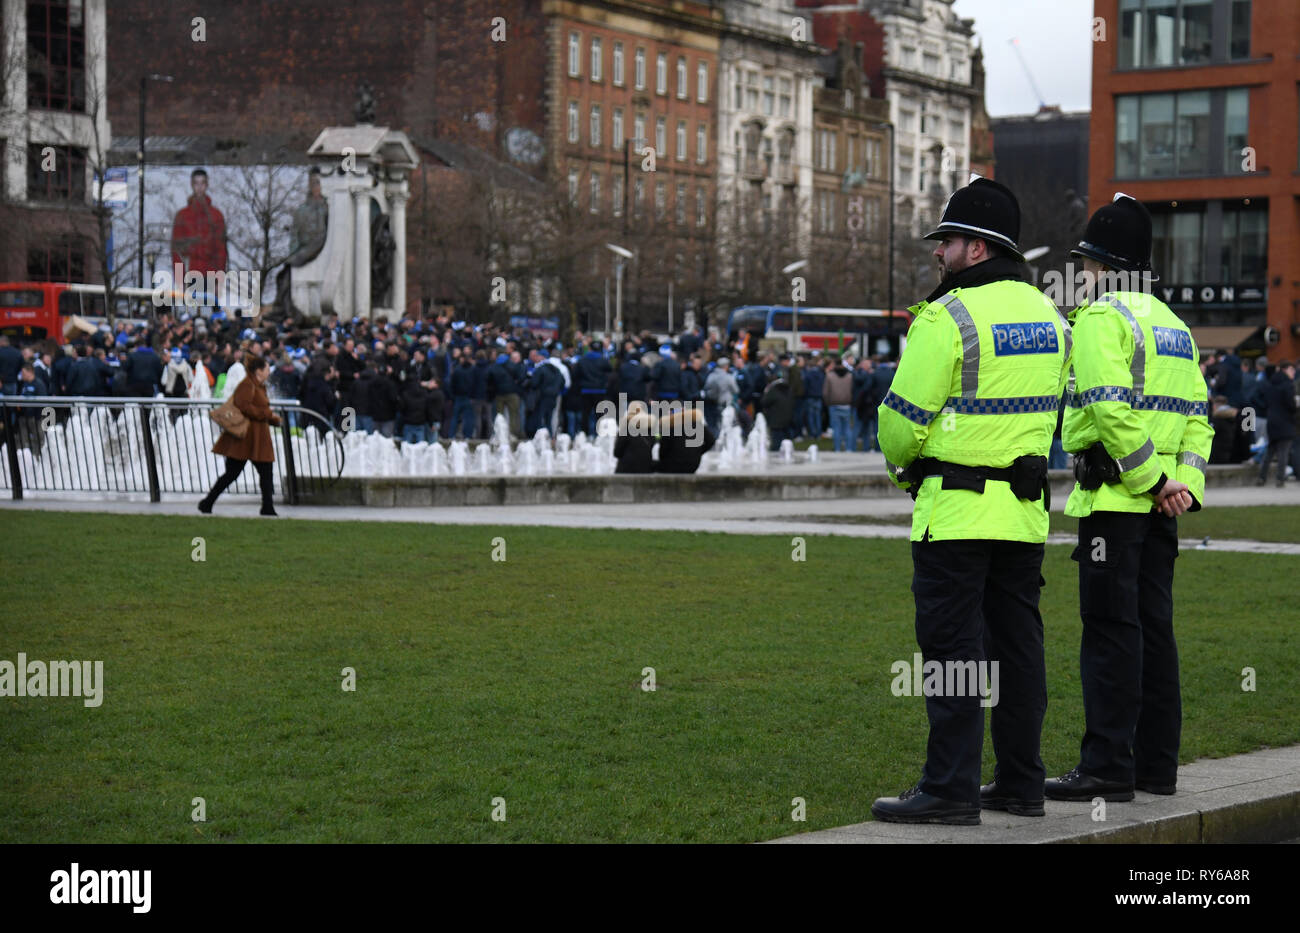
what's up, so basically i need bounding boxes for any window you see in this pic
[612,108,624,150]
[923,52,940,76]
[634,113,646,150]
[28,239,86,282]
[676,120,687,161]
[901,46,917,70]
[613,42,624,86]
[900,109,916,133]
[655,181,666,220]
[590,105,602,147]
[656,52,667,95]
[1224,87,1248,173]
[900,168,914,190]
[634,177,645,217]
[1120,0,1247,69]
[656,117,666,157]
[816,190,836,234]
[763,75,775,116]
[696,123,707,163]
[27,143,86,201]
[734,67,743,109]
[815,129,837,171]
[613,174,624,217]
[948,119,964,142]
[846,135,857,173]
[569,32,581,77]
[568,101,580,143]
[568,169,579,207]
[1218,204,1268,280]
[677,57,687,99]
[697,61,708,103]
[950,59,966,82]
[591,37,603,81]
[590,174,601,214]
[1150,209,1203,281]
[27,0,87,111]
[779,78,792,117]
[635,48,646,90]
[919,152,927,194]
[1117,88,1247,177]
[865,137,882,177]
[745,71,759,112]
[1229,0,1251,59]
[696,187,706,227]
[675,182,687,225]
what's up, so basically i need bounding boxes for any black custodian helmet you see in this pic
[923,174,1025,261]
[1070,193,1159,281]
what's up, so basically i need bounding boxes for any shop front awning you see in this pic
[1189,326,1261,353]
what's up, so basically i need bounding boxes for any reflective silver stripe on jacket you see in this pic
[939,293,979,398]
[1179,451,1208,473]
[1116,437,1156,473]
[1101,293,1145,396]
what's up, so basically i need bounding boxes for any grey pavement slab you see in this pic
[768,744,1300,844]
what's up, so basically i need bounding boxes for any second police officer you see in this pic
[1045,194,1214,802]
[873,176,1071,824]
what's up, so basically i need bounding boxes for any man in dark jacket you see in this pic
[575,341,612,435]
[488,351,524,438]
[802,355,825,439]
[650,347,682,401]
[679,354,706,402]
[65,345,112,396]
[1258,360,1297,487]
[448,355,475,440]
[761,376,795,450]
[527,350,566,437]
[300,361,338,425]
[617,353,650,403]
[0,336,22,395]
[124,340,164,396]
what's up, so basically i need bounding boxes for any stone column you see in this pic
[353,185,372,320]
[388,180,409,318]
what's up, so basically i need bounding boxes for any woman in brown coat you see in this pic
[199,354,283,516]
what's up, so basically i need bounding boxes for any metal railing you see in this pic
[0,396,345,503]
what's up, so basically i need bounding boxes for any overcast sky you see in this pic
[951,0,1095,117]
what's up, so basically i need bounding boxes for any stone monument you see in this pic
[291,89,418,321]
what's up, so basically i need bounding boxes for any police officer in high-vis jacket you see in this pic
[872,176,1071,825]
[1045,194,1213,802]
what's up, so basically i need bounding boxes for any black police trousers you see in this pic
[912,538,1047,805]
[1074,510,1180,785]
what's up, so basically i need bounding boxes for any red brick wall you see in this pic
[107,0,548,170]
[800,2,887,99]
[1090,0,1300,360]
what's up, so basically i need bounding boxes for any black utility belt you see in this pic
[910,455,1049,504]
[1073,441,1175,491]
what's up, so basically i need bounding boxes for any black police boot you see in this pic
[871,784,980,825]
[979,781,1045,816]
[1044,766,1134,802]
[1135,777,1176,795]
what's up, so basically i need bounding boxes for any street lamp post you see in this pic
[138,73,174,290]
[607,243,633,339]
[865,120,896,349]
[782,258,809,353]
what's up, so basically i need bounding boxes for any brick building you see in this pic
[810,39,892,307]
[1090,0,1299,361]
[0,0,111,286]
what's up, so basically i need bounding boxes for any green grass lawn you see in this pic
[783,505,1300,544]
[2,512,1296,843]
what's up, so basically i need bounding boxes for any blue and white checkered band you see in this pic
[882,389,937,426]
[1068,385,1207,417]
[944,395,1061,415]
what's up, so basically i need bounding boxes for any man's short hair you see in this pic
[191,168,208,180]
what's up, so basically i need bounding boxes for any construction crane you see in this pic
[1009,38,1047,111]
